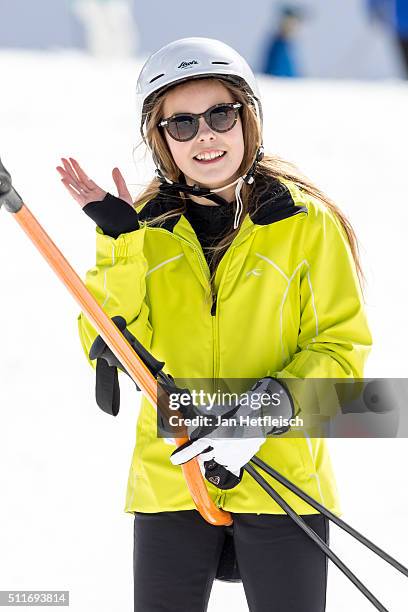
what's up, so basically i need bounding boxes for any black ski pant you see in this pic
[133,510,329,612]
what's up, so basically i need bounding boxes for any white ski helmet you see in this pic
[136,36,263,139]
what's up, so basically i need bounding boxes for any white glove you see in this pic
[170,377,294,489]
[170,436,266,488]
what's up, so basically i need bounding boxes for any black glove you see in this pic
[83,193,140,239]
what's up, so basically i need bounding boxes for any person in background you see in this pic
[262,5,305,77]
[71,0,138,57]
[368,0,408,77]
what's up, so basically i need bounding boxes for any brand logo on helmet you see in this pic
[178,60,199,69]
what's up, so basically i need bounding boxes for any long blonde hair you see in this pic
[134,77,367,302]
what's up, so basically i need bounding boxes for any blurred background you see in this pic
[1,2,408,612]
[0,0,407,77]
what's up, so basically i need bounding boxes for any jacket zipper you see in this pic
[211,306,217,393]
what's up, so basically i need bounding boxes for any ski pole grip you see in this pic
[0,158,23,213]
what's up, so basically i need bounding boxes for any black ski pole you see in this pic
[244,463,389,612]
[250,455,408,578]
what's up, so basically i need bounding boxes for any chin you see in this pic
[187,168,237,189]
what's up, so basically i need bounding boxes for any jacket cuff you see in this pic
[95,224,147,261]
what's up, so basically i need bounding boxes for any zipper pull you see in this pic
[211,294,217,316]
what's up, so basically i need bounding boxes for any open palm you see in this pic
[56,157,133,209]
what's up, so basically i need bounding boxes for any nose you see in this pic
[196,116,216,141]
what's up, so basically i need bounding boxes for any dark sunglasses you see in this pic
[158,102,242,142]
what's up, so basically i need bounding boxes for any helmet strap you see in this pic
[156,144,264,224]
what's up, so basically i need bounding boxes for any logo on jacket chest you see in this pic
[246,268,263,277]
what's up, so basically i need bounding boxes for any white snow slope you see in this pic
[0,51,407,611]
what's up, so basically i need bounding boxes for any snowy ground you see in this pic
[0,51,408,611]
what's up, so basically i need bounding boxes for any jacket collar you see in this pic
[138,174,308,248]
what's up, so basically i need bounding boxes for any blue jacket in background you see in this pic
[396,0,408,36]
[263,36,300,77]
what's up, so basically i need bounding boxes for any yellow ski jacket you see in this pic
[78,178,372,516]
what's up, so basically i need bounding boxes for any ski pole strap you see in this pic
[91,315,167,416]
[95,358,121,416]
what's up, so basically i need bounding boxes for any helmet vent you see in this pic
[212,61,230,65]
[149,73,165,83]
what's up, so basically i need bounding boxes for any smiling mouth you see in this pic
[193,151,227,164]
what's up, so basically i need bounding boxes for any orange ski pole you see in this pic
[0,158,232,527]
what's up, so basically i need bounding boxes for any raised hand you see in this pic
[56,157,133,209]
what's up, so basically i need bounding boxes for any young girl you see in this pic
[57,37,372,612]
